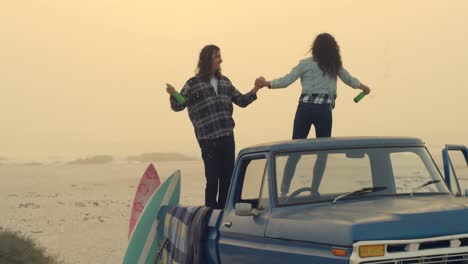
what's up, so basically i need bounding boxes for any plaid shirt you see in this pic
[170,75,257,141]
[298,93,337,109]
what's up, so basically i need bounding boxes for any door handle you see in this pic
[223,221,232,228]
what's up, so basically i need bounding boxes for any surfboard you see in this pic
[128,163,161,239]
[123,170,181,264]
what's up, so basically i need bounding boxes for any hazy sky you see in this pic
[1,0,467,160]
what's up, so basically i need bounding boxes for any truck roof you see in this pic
[239,136,425,155]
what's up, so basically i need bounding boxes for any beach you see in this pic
[0,160,205,264]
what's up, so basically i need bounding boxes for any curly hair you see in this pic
[310,33,342,78]
[196,44,221,80]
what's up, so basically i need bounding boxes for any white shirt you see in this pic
[210,77,219,95]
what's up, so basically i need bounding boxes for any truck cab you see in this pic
[204,137,468,264]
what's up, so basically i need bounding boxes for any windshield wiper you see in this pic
[409,180,441,196]
[332,186,387,204]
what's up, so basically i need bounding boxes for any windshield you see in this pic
[275,147,449,206]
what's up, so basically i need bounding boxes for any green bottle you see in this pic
[353,91,366,103]
[172,91,186,104]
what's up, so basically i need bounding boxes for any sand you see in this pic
[0,161,205,264]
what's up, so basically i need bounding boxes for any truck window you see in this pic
[319,153,372,194]
[390,152,437,193]
[258,166,270,210]
[275,147,449,205]
[447,151,468,196]
[238,158,267,209]
[275,151,372,201]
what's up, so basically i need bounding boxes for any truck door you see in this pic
[218,153,273,264]
[443,145,468,196]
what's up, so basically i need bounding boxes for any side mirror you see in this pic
[235,203,259,217]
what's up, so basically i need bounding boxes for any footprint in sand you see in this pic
[8,194,18,197]
[82,215,105,223]
[18,203,40,209]
[74,202,86,207]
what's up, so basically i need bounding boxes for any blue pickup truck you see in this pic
[197,137,468,264]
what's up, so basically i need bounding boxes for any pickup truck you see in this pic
[186,137,468,263]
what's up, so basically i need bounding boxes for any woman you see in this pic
[166,45,263,208]
[256,33,371,196]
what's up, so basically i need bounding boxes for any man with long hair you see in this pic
[166,45,263,209]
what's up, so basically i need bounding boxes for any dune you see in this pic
[19,162,43,166]
[128,152,197,163]
[67,155,114,165]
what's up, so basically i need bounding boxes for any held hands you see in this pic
[250,76,267,94]
[255,76,268,89]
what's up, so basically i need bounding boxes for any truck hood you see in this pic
[266,195,468,246]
